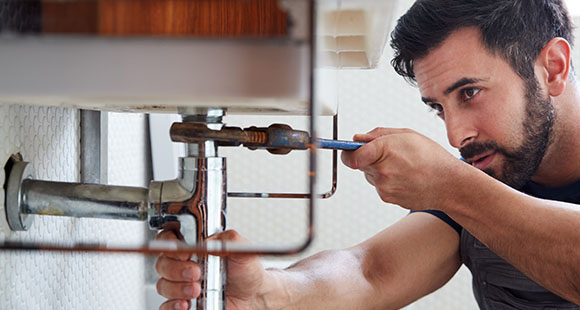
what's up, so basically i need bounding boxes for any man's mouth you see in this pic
[470,152,495,170]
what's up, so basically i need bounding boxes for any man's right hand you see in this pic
[155,230,270,310]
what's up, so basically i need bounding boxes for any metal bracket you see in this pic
[6,159,34,231]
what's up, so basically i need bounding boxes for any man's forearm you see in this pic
[257,249,378,310]
[255,212,463,310]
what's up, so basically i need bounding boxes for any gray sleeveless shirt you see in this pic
[457,179,580,309]
[460,229,578,309]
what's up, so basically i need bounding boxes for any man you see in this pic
[155,0,580,309]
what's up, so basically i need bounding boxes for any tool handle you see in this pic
[317,139,365,150]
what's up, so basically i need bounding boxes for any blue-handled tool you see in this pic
[317,139,365,150]
[171,122,366,154]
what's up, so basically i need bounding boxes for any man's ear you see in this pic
[537,37,572,97]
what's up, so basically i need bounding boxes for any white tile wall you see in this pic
[0,105,149,310]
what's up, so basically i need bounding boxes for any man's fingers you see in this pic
[156,278,201,300]
[207,229,247,243]
[342,138,387,170]
[207,230,260,266]
[155,230,182,243]
[344,128,410,169]
[159,299,191,310]
[156,256,201,282]
[155,230,191,261]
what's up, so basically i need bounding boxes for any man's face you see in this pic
[413,27,554,189]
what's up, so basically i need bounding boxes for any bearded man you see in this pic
[155,1,580,309]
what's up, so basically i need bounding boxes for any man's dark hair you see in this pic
[390,0,574,84]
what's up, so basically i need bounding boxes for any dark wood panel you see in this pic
[41,0,287,37]
[42,1,98,34]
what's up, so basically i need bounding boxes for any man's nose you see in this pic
[445,112,477,149]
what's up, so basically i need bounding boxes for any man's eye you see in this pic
[428,103,444,116]
[461,87,480,101]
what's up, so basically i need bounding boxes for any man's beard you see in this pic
[459,79,555,190]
